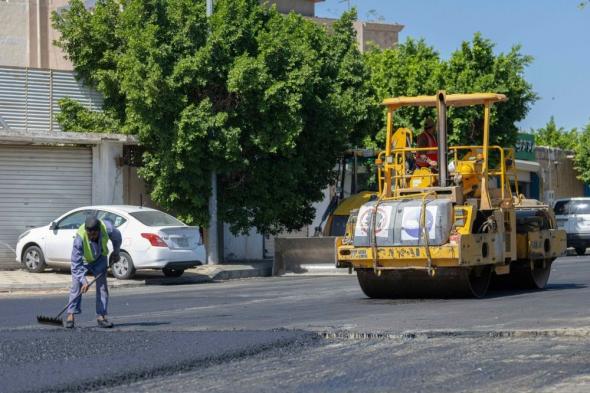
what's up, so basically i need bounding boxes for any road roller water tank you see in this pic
[353,199,453,247]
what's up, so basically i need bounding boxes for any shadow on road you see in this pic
[486,282,586,299]
[143,272,212,286]
[544,283,587,291]
[350,282,587,302]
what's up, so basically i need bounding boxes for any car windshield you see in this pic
[554,201,571,215]
[573,201,590,215]
[329,215,349,236]
[130,211,185,227]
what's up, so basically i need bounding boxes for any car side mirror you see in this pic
[49,222,57,230]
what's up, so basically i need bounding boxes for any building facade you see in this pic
[0,65,138,269]
[0,0,72,70]
[263,0,404,53]
[536,146,586,205]
[0,0,135,269]
[513,133,587,205]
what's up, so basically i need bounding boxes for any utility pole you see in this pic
[206,0,213,16]
[206,0,220,265]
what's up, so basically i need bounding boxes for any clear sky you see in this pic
[316,0,590,132]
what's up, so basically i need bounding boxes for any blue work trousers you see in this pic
[67,257,109,316]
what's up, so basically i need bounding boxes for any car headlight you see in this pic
[17,230,31,242]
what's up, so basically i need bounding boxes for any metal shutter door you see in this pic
[0,145,92,269]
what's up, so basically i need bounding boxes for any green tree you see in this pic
[445,33,537,147]
[56,98,121,133]
[364,38,444,144]
[364,33,537,148]
[52,0,377,234]
[534,116,578,151]
[574,122,590,183]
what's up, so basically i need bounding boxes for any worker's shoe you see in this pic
[97,317,113,328]
[65,319,75,329]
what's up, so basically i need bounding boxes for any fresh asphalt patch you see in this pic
[3,327,590,393]
[2,258,590,392]
[89,334,590,393]
[0,329,318,393]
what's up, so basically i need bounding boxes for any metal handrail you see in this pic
[378,144,519,203]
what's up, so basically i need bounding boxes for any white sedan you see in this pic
[16,205,206,279]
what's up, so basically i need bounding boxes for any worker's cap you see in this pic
[85,216,100,232]
[424,118,435,129]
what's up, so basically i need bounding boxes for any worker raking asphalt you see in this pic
[36,216,122,329]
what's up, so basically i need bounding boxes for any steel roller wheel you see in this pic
[511,259,553,290]
[528,260,552,289]
[356,269,395,299]
[356,266,492,299]
[465,265,493,298]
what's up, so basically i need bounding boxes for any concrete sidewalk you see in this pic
[0,261,272,293]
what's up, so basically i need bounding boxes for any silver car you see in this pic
[553,197,590,256]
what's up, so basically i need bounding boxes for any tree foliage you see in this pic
[533,117,590,185]
[364,33,537,148]
[534,116,578,151]
[52,0,377,234]
[574,122,590,183]
[56,98,121,133]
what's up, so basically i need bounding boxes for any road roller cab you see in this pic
[336,91,567,298]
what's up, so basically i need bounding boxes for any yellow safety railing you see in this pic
[377,145,519,205]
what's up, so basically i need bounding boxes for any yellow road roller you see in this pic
[336,92,566,298]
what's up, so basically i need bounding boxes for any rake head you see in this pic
[36,315,64,327]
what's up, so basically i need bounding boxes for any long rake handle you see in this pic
[55,271,106,319]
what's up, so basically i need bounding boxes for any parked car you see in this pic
[553,197,590,256]
[16,206,205,279]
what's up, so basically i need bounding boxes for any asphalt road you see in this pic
[1,255,590,392]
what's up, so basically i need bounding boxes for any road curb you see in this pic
[0,262,272,294]
[0,280,148,293]
[210,265,273,281]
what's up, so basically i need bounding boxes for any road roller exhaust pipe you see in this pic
[436,91,448,187]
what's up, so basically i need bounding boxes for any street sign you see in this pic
[515,133,536,161]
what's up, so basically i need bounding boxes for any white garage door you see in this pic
[0,145,92,268]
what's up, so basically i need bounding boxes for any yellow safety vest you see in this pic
[76,221,109,263]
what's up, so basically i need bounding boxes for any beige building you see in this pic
[313,17,403,53]
[535,147,586,205]
[264,0,320,17]
[264,0,404,53]
[0,0,404,73]
[0,0,72,70]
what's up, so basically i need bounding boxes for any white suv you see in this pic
[553,198,590,256]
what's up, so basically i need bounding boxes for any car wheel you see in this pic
[575,247,586,256]
[162,268,184,278]
[111,251,136,280]
[22,245,46,273]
